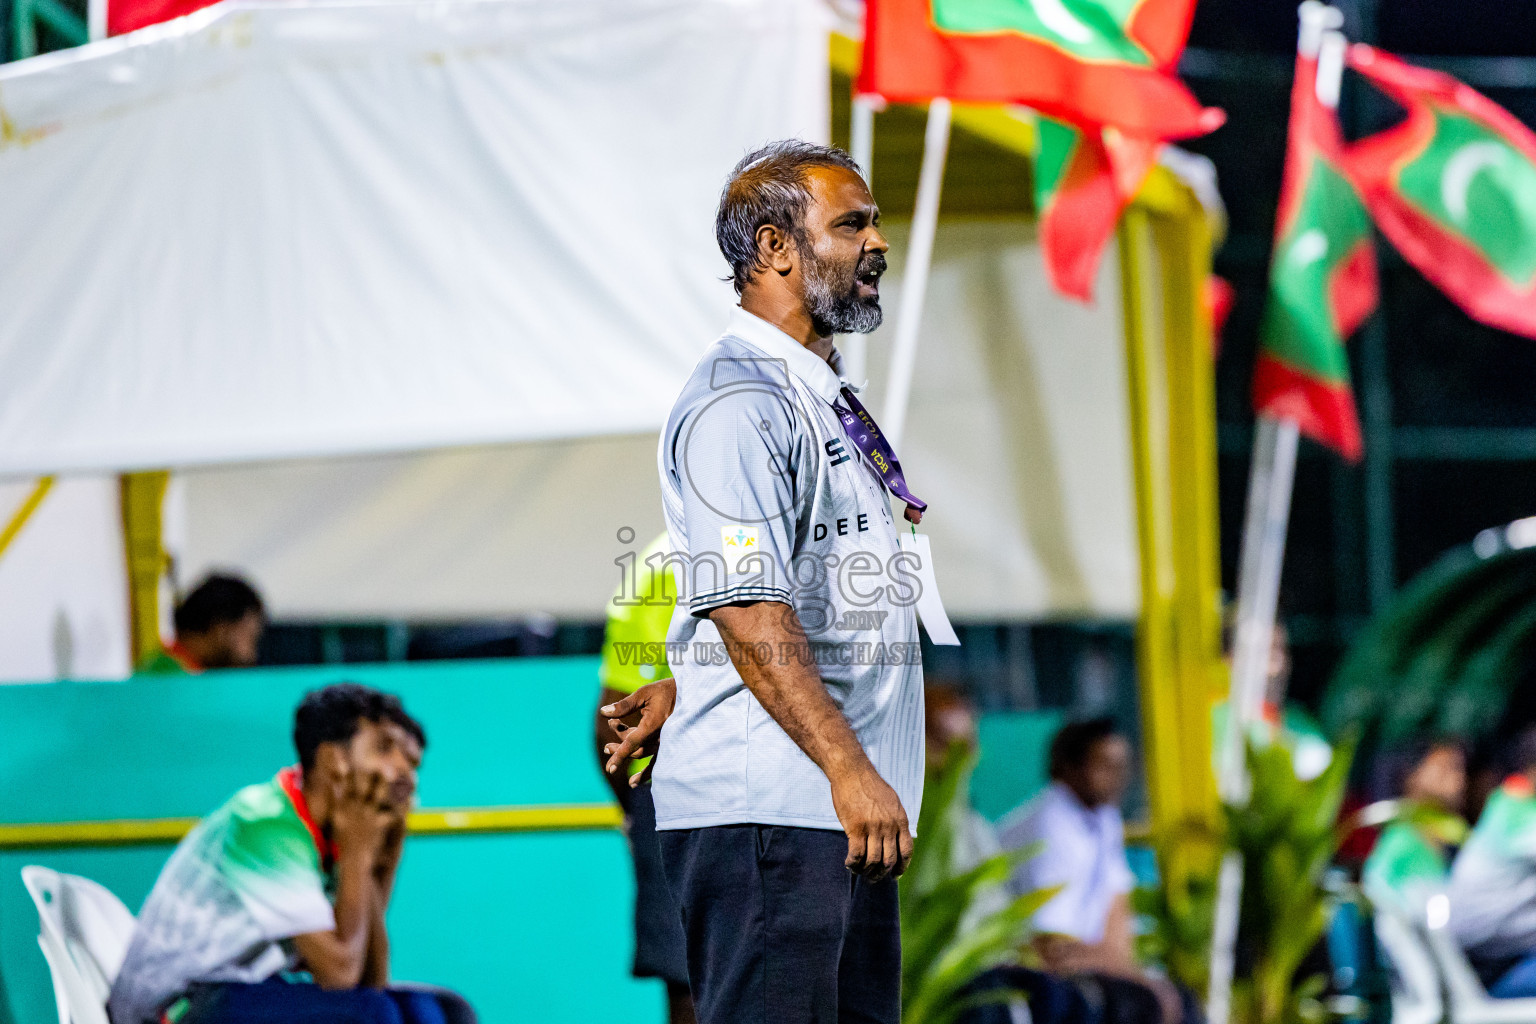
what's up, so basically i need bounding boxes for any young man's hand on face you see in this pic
[330,769,394,865]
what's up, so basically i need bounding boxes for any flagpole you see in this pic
[883,96,951,451]
[1205,8,1343,1024]
[845,91,879,389]
[1206,415,1300,1024]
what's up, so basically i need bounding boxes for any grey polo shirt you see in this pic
[650,306,925,832]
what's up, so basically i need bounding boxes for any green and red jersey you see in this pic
[108,768,336,1024]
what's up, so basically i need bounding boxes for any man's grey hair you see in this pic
[715,140,865,295]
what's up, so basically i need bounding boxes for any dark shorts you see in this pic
[627,783,691,987]
[658,823,900,1024]
[177,980,475,1024]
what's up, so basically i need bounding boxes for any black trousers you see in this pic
[659,824,901,1024]
[627,783,691,987]
[177,981,475,1024]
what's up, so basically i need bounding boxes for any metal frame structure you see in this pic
[1116,178,1225,861]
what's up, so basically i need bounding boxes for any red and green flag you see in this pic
[107,0,215,35]
[1254,50,1378,462]
[1343,45,1536,339]
[858,0,1223,139]
[1034,117,1159,301]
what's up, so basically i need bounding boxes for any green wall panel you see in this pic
[970,710,1063,823]
[0,658,663,1024]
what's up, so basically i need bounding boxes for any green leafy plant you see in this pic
[1136,735,1360,1024]
[900,743,1056,1024]
[1133,824,1219,996]
[1229,735,1357,1024]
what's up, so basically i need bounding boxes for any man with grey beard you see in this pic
[638,140,926,1023]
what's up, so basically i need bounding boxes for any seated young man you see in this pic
[108,683,474,1024]
[1449,728,1536,995]
[999,718,1188,1024]
[1363,737,1467,903]
[140,574,267,673]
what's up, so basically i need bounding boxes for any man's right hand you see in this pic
[829,764,913,881]
[601,677,677,786]
[330,770,392,864]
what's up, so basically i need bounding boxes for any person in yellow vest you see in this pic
[593,533,693,1024]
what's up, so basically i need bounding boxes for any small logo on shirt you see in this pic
[722,525,759,558]
[825,438,850,466]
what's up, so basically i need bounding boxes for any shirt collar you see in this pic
[165,640,202,673]
[1050,781,1104,820]
[278,765,337,865]
[725,306,847,405]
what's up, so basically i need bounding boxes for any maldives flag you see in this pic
[859,0,1223,140]
[1254,50,1377,462]
[1034,116,1159,301]
[109,0,217,35]
[1345,46,1536,339]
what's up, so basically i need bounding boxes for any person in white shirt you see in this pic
[649,139,925,1024]
[1000,718,1186,1024]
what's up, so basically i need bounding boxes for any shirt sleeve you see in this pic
[668,378,802,617]
[223,812,335,940]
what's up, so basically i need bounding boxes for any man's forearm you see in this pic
[295,849,375,989]
[710,602,872,782]
[709,601,913,878]
[333,851,375,952]
[361,887,390,988]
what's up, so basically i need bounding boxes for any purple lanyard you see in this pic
[834,386,927,525]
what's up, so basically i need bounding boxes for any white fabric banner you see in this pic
[0,0,828,476]
[0,478,131,681]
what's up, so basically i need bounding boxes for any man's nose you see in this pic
[866,227,889,254]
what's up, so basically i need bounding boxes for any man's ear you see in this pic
[754,223,797,278]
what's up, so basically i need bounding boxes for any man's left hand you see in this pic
[601,678,676,787]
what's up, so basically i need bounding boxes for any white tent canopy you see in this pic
[0,0,828,475]
[0,0,1141,679]
[176,221,1138,622]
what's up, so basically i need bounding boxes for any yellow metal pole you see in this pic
[0,476,54,562]
[1154,202,1224,828]
[120,471,171,668]
[0,802,626,850]
[1120,173,1225,851]
[1119,207,1183,832]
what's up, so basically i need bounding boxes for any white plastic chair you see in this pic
[36,930,111,1024]
[1419,891,1536,1024]
[1368,886,1444,1024]
[22,866,136,1024]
